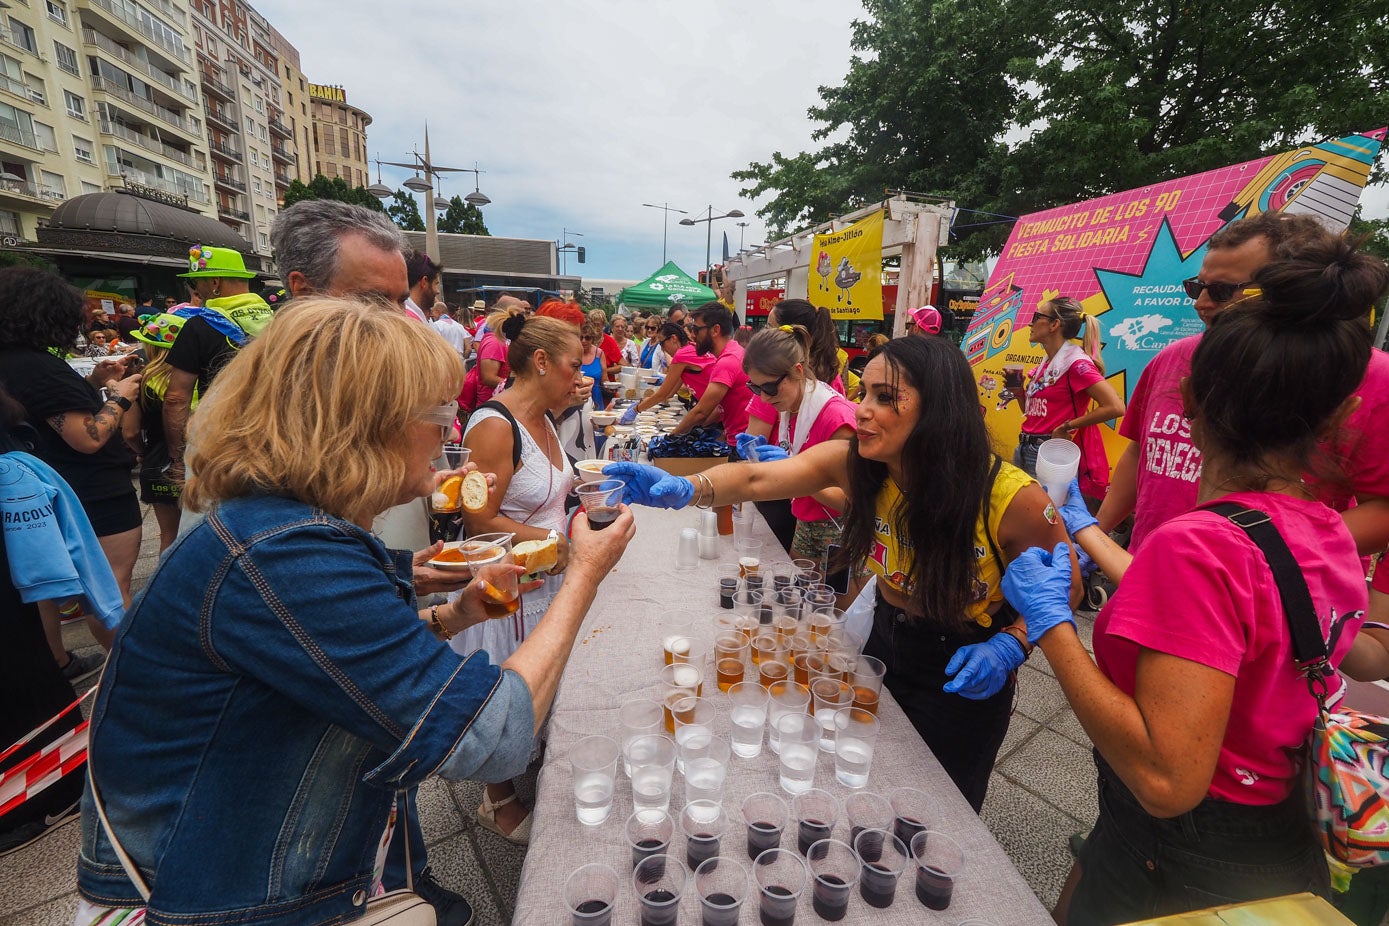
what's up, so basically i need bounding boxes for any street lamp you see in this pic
[370,126,491,262]
[557,228,584,275]
[679,205,745,275]
[736,221,750,251]
[641,201,687,264]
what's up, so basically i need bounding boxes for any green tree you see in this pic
[387,191,425,232]
[735,0,1389,257]
[436,195,490,235]
[281,175,386,212]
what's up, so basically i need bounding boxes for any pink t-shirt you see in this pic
[475,332,509,406]
[747,390,858,520]
[1021,354,1105,435]
[1317,348,1389,509]
[1095,490,1367,804]
[705,339,752,446]
[671,343,712,399]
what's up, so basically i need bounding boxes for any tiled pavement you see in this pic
[0,503,1099,924]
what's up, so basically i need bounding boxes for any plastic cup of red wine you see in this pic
[852,827,909,909]
[695,856,749,926]
[910,830,965,911]
[806,838,859,922]
[741,791,788,862]
[632,853,688,926]
[753,848,808,926]
[887,786,931,849]
[626,808,674,872]
[564,862,620,926]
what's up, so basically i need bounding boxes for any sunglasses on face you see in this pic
[1182,277,1254,303]
[746,372,789,398]
[1032,311,1058,323]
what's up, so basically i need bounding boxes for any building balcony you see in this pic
[0,178,58,210]
[201,70,235,101]
[268,116,292,138]
[273,171,292,188]
[81,0,191,66]
[108,169,209,206]
[82,28,195,104]
[90,76,194,138]
[214,174,245,193]
[98,117,195,168]
[203,104,238,132]
[270,144,294,164]
[219,206,250,222]
[0,121,43,154]
[208,138,241,161]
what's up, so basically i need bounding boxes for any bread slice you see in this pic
[513,535,559,575]
[459,470,489,513]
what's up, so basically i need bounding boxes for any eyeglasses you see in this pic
[1182,277,1255,303]
[686,323,711,335]
[419,401,458,440]
[746,372,789,398]
[1032,311,1058,323]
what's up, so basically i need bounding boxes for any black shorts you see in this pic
[84,491,142,536]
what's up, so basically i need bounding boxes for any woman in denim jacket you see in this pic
[75,297,635,926]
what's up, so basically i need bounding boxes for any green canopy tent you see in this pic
[617,261,718,311]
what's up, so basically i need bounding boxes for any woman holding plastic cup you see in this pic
[1010,296,1124,503]
[605,335,1077,810]
[1004,237,1385,921]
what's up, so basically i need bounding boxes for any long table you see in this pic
[511,505,1051,924]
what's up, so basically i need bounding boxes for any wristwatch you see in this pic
[109,394,133,411]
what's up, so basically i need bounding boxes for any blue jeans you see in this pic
[1069,752,1329,925]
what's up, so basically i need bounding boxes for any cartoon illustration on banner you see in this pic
[965,129,1386,467]
[812,210,884,319]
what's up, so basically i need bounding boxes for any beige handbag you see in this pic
[89,765,436,925]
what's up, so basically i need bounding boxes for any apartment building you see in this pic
[308,81,369,190]
[266,21,308,184]
[0,0,213,242]
[188,0,289,256]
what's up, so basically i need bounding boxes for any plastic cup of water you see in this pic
[671,695,716,774]
[619,698,663,776]
[571,734,619,826]
[625,733,676,814]
[681,734,731,805]
[810,678,854,753]
[766,681,811,756]
[776,714,819,795]
[834,707,879,789]
[728,682,769,759]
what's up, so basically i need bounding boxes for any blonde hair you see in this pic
[507,315,581,377]
[185,296,463,525]
[1044,297,1104,373]
[864,333,890,352]
[140,346,173,410]
[485,308,512,335]
[743,324,815,381]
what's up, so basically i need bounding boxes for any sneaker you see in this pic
[59,649,104,683]
[414,868,474,926]
[0,799,79,857]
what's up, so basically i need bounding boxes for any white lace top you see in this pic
[462,407,571,533]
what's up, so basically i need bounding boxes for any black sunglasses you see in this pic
[1032,311,1059,322]
[746,372,789,398]
[1182,277,1253,303]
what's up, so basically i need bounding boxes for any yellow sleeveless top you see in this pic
[860,461,1034,628]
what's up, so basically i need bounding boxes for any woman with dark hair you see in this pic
[607,336,1077,809]
[0,267,142,639]
[1008,234,1386,923]
[1013,296,1125,501]
[768,298,844,391]
[622,321,705,419]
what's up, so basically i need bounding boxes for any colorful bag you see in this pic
[1205,502,1389,892]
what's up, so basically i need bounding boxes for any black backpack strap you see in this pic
[476,400,523,472]
[1202,501,1331,697]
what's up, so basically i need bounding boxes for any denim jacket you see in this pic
[77,495,535,925]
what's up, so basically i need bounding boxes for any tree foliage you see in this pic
[280,175,386,212]
[436,195,490,235]
[735,0,1389,257]
[387,191,425,232]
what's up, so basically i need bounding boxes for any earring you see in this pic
[539,368,547,376]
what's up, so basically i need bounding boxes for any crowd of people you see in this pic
[0,204,1386,926]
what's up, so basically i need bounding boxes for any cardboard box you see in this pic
[651,456,730,478]
[1121,892,1352,925]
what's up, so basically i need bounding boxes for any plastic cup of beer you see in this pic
[625,733,676,814]
[619,697,663,776]
[776,713,818,795]
[806,838,859,922]
[805,584,837,614]
[713,632,748,692]
[742,791,788,861]
[728,681,769,759]
[759,653,791,689]
[753,848,808,926]
[461,532,519,619]
[766,680,811,756]
[576,479,625,531]
[671,695,716,773]
[810,678,854,753]
[888,787,932,849]
[750,632,783,669]
[734,538,763,578]
[632,854,688,926]
[627,808,675,872]
[564,862,620,926]
[851,655,886,716]
[694,856,749,926]
[663,633,706,669]
[910,830,965,911]
[571,734,620,826]
[834,707,879,788]
[660,663,704,735]
[808,608,845,643]
[854,827,909,909]
[679,799,729,873]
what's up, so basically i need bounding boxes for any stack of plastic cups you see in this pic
[1034,438,1081,505]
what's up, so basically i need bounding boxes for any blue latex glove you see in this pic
[1076,545,1099,579]
[1001,542,1076,644]
[751,443,789,463]
[619,404,639,426]
[601,462,695,509]
[943,634,1026,699]
[735,432,766,461]
[1060,478,1098,537]
[651,374,665,386]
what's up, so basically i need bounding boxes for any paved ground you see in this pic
[0,503,1096,925]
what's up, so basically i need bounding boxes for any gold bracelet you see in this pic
[428,604,455,641]
[692,472,715,509]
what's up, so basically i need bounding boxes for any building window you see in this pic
[252,176,260,194]
[325,161,337,177]
[0,210,21,237]
[256,123,265,141]
[8,19,38,55]
[40,169,65,199]
[72,134,93,162]
[80,180,100,194]
[23,73,44,105]
[245,116,254,133]
[0,100,38,148]
[45,1,68,26]
[53,42,79,76]
[32,120,55,151]
[258,231,268,251]
[254,95,262,113]
[63,90,85,119]
[338,126,347,150]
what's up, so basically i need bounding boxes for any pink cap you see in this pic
[908,305,943,335]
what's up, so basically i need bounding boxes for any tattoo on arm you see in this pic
[47,413,66,433]
[49,402,122,448]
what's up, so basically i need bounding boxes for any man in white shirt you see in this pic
[431,300,473,362]
[402,249,440,323]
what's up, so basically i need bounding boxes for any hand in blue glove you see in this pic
[1060,478,1098,536]
[1076,545,1099,579]
[751,443,789,463]
[601,462,695,509]
[619,404,639,426]
[651,374,665,386]
[1001,542,1076,645]
[943,634,1026,699]
[735,432,767,461]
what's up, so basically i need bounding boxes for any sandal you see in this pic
[475,788,532,846]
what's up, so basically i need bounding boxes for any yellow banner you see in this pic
[811,211,883,319]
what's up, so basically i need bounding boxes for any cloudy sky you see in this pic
[258,1,1388,286]
[257,0,862,284]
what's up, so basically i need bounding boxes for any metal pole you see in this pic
[704,205,712,275]
[662,212,668,264]
[424,128,439,262]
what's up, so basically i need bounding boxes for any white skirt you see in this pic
[448,571,563,663]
